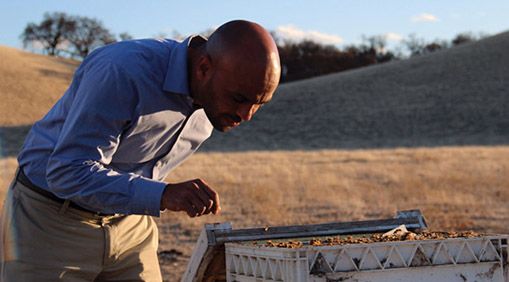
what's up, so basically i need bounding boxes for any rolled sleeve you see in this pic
[46,59,165,215]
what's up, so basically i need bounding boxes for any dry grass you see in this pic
[0,46,78,125]
[0,158,17,206]
[3,146,506,232]
[159,146,509,233]
[2,146,508,281]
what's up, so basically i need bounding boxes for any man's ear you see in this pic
[197,55,212,81]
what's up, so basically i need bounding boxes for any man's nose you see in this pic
[237,104,259,122]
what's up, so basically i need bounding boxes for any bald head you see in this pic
[188,20,281,132]
[207,20,280,74]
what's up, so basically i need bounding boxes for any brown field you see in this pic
[2,146,507,280]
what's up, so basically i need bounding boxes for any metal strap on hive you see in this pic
[208,209,427,245]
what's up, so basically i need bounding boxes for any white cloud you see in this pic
[411,13,439,22]
[275,24,343,45]
[384,32,403,42]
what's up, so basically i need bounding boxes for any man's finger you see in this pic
[190,183,214,214]
[195,179,221,214]
[182,200,197,217]
[187,195,207,216]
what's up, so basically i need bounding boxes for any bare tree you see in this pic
[119,32,133,41]
[171,30,184,41]
[199,27,216,38]
[362,35,387,54]
[452,32,476,46]
[361,35,397,62]
[403,34,427,56]
[422,39,449,54]
[20,12,76,56]
[423,42,443,53]
[67,16,116,59]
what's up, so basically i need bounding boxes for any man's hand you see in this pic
[160,179,221,217]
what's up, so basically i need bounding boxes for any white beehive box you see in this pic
[181,211,508,282]
[225,235,508,282]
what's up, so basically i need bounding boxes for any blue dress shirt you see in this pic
[17,36,213,216]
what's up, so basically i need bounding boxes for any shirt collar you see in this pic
[163,35,206,96]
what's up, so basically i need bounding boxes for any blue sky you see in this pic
[1,1,508,50]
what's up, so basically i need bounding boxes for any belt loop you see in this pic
[59,200,71,214]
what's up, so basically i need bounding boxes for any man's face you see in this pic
[196,60,278,132]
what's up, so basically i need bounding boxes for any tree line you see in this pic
[276,32,484,82]
[21,12,486,82]
[21,12,132,59]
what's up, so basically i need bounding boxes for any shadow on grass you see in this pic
[38,68,74,81]
[1,122,508,158]
[0,125,31,158]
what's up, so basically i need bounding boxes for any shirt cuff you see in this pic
[130,176,167,216]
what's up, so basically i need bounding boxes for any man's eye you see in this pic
[234,95,247,103]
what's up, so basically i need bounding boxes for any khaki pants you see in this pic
[0,176,163,282]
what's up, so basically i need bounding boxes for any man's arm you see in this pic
[46,59,167,216]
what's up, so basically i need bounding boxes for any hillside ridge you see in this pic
[202,30,509,150]
[1,31,508,155]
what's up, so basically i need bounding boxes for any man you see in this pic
[0,20,281,281]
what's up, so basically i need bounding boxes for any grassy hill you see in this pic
[203,31,509,151]
[0,46,79,157]
[0,46,79,125]
[1,33,508,154]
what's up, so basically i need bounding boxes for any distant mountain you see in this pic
[202,31,509,151]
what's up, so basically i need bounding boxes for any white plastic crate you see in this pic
[225,235,508,282]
